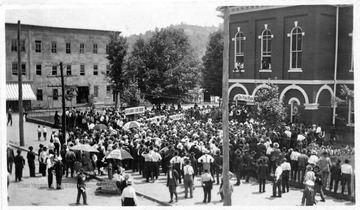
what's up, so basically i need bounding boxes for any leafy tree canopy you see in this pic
[250,83,288,129]
[202,29,223,96]
[106,32,128,94]
[130,28,201,106]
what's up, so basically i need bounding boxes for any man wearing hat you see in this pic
[271,161,283,198]
[234,149,244,186]
[183,159,194,199]
[270,143,281,174]
[198,150,214,175]
[297,149,309,183]
[39,147,48,176]
[65,148,76,178]
[14,149,25,182]
[301,180,315,206]
[317,151,331,189]
[281,158,291,193]
[170,151,183,184]
[121,179,137,206]
[329,159,342,193]
[76,169,87,205]
[213,150,223,185]
[54,156,63,189]
[245,151,257,183]
[307,150,319,166]
[26,146,36,177]
[166,164,179,203]
[257,158,269,193]
[340,159,353,195]
[256,139,267,159]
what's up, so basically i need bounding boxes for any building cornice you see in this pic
[5,23,121,35]
[228,79,353,85]
[217,5,352,15]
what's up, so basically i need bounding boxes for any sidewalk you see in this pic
[98,170,354,206]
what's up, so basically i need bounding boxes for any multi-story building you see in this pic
[5,23,118,111]
[223,5,353,136]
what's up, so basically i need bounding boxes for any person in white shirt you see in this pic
[183,159,194,199]
[290,148,300,181]
[41,126,47,141]
[39,147,48,176]
[340,159,353,195]
[47,152,55,188]
[272,161,283,197]
[121,179,137,206]
[307,151,319,166]
[151,148,162,180]
[198,151,214,174]
[304,165,315,184]
[281,158,291,193]
[170,151,183,184]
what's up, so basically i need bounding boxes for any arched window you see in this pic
[288,21,305,71]
[234,27,246,72]
[258,24,273,71]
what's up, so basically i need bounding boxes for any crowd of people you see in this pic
[7,103,354,206]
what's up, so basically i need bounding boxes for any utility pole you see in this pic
[60,62,67,144]
[221,6,231,206]
[17,20,24,146]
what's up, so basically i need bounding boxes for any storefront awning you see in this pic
[6,83,36,101]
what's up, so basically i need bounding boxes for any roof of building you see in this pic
[217,5,352,15]
[5,22,121,35]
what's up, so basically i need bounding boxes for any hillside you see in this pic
[126,23,222,59]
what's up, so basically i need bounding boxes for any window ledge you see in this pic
[259,69,272,72]
[346,123,354,127]
[288,69,303,73]
[233,69,245,73]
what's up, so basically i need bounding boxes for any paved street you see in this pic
[6,113,355,206]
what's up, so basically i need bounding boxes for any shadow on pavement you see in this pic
[265,196,277,200]
[69,203,82,206]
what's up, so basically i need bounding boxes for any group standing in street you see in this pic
[6,104,355,206]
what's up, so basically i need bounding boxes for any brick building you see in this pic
[223,5,353,138]
[5,23,118,111]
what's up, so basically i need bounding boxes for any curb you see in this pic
[26,117,60,129]
[88,174,170,206]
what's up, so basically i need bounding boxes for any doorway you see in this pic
[76,86,89,104]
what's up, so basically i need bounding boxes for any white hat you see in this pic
[306,180,314,186]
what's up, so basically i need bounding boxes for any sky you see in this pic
[3,0,357,36]
[3,0,225,36]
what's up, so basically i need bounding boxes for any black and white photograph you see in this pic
[1,0,357,208]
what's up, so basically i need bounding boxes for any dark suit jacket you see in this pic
[256,144,267,156]
[14,155,25,169]
[167,169,179,187]
[258,164,269,179]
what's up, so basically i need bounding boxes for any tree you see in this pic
[251,83,287,129]
[130,28,201,108]
[106,32,128,108]
[335,84,354,124]
[202,29,223,97]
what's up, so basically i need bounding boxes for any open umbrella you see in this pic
[94,123,107,131]
[123,121,141,130]
[70,143,99,153]
[106,149,133,160]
